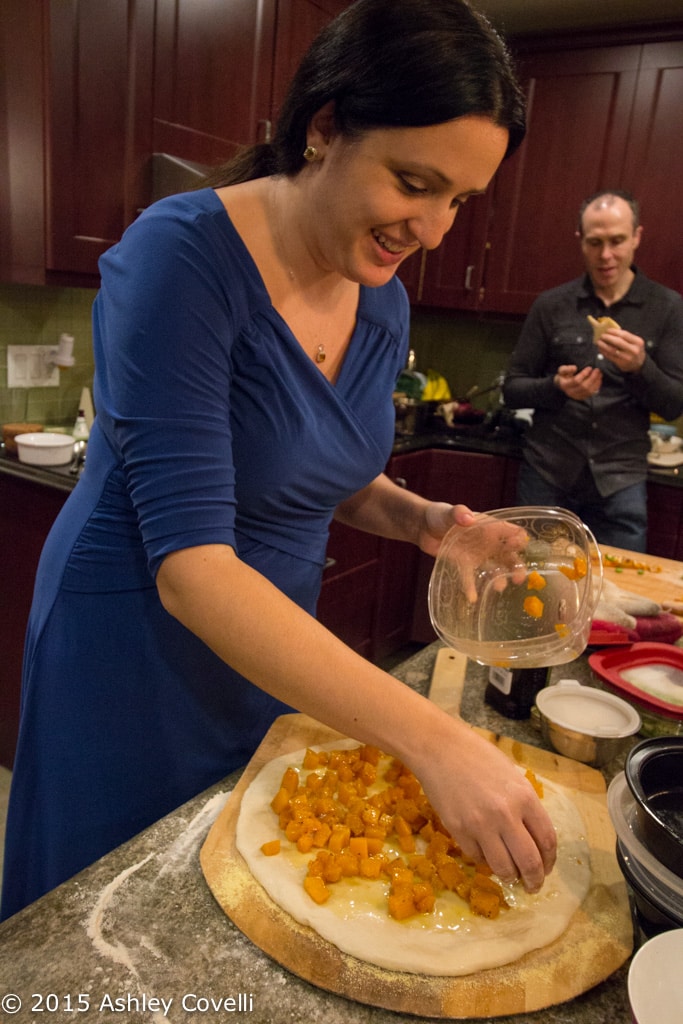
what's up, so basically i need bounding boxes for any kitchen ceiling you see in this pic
[475,0,683,36]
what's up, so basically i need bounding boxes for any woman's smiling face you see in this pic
[301,115,509,288]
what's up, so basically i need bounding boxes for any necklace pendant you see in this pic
[315,345,326,364]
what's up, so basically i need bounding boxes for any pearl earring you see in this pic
[303,145,320,163]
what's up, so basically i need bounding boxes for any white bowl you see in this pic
[15,431,75,466]
[628,929,683,1024]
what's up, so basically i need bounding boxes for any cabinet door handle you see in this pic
[394,477,407,489]
[258,119,272,143]
[324,556,337,571]
[464,264,475,291]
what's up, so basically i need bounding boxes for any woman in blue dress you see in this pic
[2,0,557,919]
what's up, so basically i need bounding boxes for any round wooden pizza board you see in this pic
[200,712,633,1019]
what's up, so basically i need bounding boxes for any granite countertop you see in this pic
[391,424,525,459]
[0,643,638,1024]
[392,427,683,487]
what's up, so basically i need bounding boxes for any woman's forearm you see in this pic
[157,543,437,753]
[334,473,474,556]
[333,473,429,544]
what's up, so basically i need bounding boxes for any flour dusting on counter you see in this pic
[86,792,229,964]
[83,790,230,1023]
[86,852,155,973]
[158,791,229,877]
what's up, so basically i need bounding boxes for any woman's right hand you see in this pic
[409,712,557,893]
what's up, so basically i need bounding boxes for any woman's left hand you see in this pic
[419,501,476,556]
[420,502,529,602]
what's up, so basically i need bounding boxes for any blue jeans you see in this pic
[516,461,648,552]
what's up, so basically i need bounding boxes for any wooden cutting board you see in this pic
[427,646,469,716]
[201,712,632,1019]
[599,544,683,607]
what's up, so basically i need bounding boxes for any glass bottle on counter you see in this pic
[72,409,90,441]
[485,665,549,719]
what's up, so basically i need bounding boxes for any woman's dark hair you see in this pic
[205,0,525,187]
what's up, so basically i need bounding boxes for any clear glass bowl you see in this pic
[428,506,602,668]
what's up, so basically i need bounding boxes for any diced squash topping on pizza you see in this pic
[303,874,330,904]
[263,744,529,922]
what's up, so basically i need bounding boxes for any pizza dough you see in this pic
[235,741,591,977]
[587,314,620,343]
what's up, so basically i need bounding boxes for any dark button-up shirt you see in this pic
[503,269,683,497]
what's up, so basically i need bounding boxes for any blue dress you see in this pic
[1,189,409,919]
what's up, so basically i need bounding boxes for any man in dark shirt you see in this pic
[503,189,683,552]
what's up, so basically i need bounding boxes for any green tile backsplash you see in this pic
[0,281,524,431]
[0,283,97,428]
[408,309,523,403]
[5,282,674,438]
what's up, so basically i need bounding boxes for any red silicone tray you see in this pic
[588,642,683,720]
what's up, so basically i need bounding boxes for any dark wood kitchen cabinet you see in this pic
[152,0,348,166]
[269,1,350,125]
[399,196,496,310]
[407,33,683,314]
[482,44,641,314]
[486,37,683,311]
[400,44,641,312]
[0,0,155,285]
[317,449,431,660]
[0,0,349,285]
[620,41,683,296]
[0,473,69,769]
[646,480,683,560]
[152,0,277,165]
[316,520,381,658]
[372,450,430,659]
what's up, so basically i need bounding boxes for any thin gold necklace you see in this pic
[269,179,326,365]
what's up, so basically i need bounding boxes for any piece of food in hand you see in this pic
[587,314,620,344]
